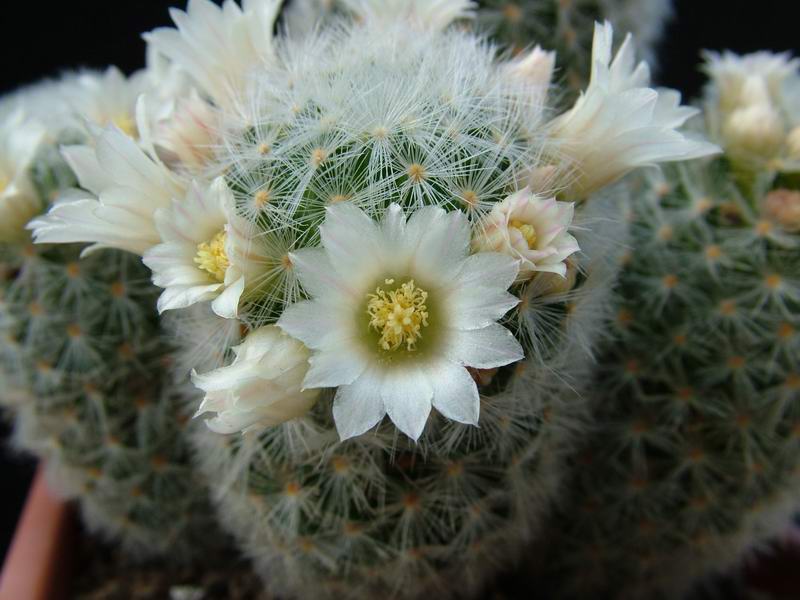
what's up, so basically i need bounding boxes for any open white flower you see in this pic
[474,188,579,281]
[0,111,46,242]
[67,67,149,139]
[549,21,719,198]
[144,0,281,111]
[143,177,262,319]
[278,202,523,441]
[28,109,186,256]
[193,325,319,434]
[340,0,475,31]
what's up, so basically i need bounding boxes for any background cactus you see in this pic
[281,0,673,99]
[475,0,673,96]
[539,57,800,599]
[0,76,219,563]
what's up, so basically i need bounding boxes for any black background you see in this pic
[0,0,798,565]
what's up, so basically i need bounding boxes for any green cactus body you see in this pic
[545,157,800,598]
[0,106,219,563]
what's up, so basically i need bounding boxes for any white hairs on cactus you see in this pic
[550,22,719,198]
[0,111,46,242]
[340,0,476,30]
[277,203,523,441]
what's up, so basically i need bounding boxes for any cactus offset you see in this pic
[0,75,219,563]
[544,52,800,599]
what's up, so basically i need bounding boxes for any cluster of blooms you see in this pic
[704,50,800,174]
[25,0,714,444]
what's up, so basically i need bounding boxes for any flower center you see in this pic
[194,231,230,282]
[367,279,429,352]
[111,115,138,138]
[510,219,537,249]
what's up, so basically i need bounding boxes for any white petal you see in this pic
[333,368,386,440]
[211,274,245,319]
[277,299,347,349]
[429,360,480,426]
[321,202,383,282]
[303,344,368,389]
[382,366,433,441]
[407,207,470,280]
[61,145,112,196]
[291,247,357,300]
[444,324,524,369]
[157,282,221,313]
[449,252,519,291]
[447,286,519,330]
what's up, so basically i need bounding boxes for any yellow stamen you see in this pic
[0,175,8,195]
[510,219,537,249]
[111,115,137,138]
[367,279,429,352]
[194,231,230,282]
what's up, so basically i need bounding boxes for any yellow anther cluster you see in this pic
[510,219,537,248]
[111,115,137,138]
[367,279,429,352]
[194,231,230,282]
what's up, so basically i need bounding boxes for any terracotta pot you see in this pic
[0,466,75,600]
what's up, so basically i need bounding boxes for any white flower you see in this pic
[0,111,46,242]
[150,89,218,172]
[703,50,799,114]
[503,46,555,108]
[340,0,475,31]
[721,102,785,162]
[549,21,719,198]
[503,46,556,89]
[473,188,579,281]
[143,177,262,319]
[67,67,149,138]
[144,0,281,110]
[192,325,319,434]
[278,203,523,441]
[28,107,186,256]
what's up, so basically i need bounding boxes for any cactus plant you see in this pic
[542,51,800,599]
[25,1,714,597]
[281,0,673,99]
[476,0,673,95]
[0,73,219,563]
